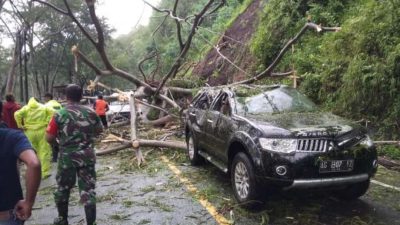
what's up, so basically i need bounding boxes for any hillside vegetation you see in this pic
[250,0,400,139]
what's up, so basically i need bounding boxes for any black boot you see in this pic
[84,205,96,225]
[53,203,68,225]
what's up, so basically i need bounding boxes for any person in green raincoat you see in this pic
[14,97,54,179]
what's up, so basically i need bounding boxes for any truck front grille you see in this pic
[297,139,330,152]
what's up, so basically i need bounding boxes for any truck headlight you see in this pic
[259,138,297,154]
[360,135,374,147]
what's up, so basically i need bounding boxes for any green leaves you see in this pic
[250,0,400,139]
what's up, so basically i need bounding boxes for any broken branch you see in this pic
[231,22,340,85]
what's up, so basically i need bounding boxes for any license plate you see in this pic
[319,159,354,173]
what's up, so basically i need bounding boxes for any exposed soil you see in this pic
[192,0,263,86]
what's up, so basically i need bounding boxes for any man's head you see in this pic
[5,94,15,102]
[44,93,53,102]
[66,84,82,103]
[98,95,103,100]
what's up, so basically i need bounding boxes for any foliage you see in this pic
[250,0,400,139]
[0,0,113,100]
[378,145,400,160]
[107,0,249,88]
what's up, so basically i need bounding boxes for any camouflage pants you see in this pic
[54,162,96,207]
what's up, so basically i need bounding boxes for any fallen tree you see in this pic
[34,0,341,164]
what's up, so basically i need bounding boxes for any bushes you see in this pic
[378,145,400,160]
[250,0,400,139]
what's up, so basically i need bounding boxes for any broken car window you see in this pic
[211,93,231,115]
[193,92,214,110]
[234,87,318,115]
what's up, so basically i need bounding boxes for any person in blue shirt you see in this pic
[0,105,41,225]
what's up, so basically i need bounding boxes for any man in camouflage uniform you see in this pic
[46,84,103,225]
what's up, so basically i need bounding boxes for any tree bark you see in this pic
[6,37,20,94]
[96,139,186,156]
[130,92,145,165]
[142,115,173,126]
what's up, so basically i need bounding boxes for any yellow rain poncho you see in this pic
[15,97,55,179]
[45,99,62,110]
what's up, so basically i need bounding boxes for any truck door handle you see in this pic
[207,119,213,123]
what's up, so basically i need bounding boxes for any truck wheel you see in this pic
[186,131,204,166]
[231,152,261,208]
[335,179,370,200]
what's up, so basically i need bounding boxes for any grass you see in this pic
[38,185,56,196]
[195,185,220,200]
[109,213,131,220]
[117,148,169,176]
[137,219,151,225]
[140,185,156,194]
[97,191,117,203]
[122,200,134,208]
[366,184,400,212]
[374,166,400,187]
[148,198,173,212]
[378,145,400,160]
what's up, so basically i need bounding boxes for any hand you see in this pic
[14,200,33,221]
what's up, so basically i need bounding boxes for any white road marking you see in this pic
[371,179,400,192]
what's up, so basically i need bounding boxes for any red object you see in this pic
[46,116,58,136]
[2,101,21,129]
[94,99,108,116]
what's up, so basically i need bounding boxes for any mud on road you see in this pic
[26,148,400,225]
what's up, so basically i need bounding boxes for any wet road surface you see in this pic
[26,149,400,225]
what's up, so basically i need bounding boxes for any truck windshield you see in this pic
[234,87,318,115]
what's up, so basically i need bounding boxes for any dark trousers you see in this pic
[54,163,96,206]
[99,115,108,128]
[51,143,59,162]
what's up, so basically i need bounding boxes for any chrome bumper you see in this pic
[284,174,369,190]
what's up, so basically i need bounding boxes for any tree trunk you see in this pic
[130,92,145,165]
[6,38,20,94]
[142,115,173,126]
[96,139,186,156]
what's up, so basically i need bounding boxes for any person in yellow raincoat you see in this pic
[44,93,62,162]
[15,97,55,179]
[44,93,62,110]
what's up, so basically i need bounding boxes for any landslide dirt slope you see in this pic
[192,0,264,86]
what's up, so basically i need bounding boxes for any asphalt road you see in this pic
[26,149,400,225]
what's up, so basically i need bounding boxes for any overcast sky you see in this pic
[97,0,161,38]
[0,0,160,47]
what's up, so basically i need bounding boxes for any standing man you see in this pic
[14,97,54,179]
[0,126,41,225]
[46,84,103,225]
[44,93,62,162]
[93,95,109,128]
[2,94,21,129]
